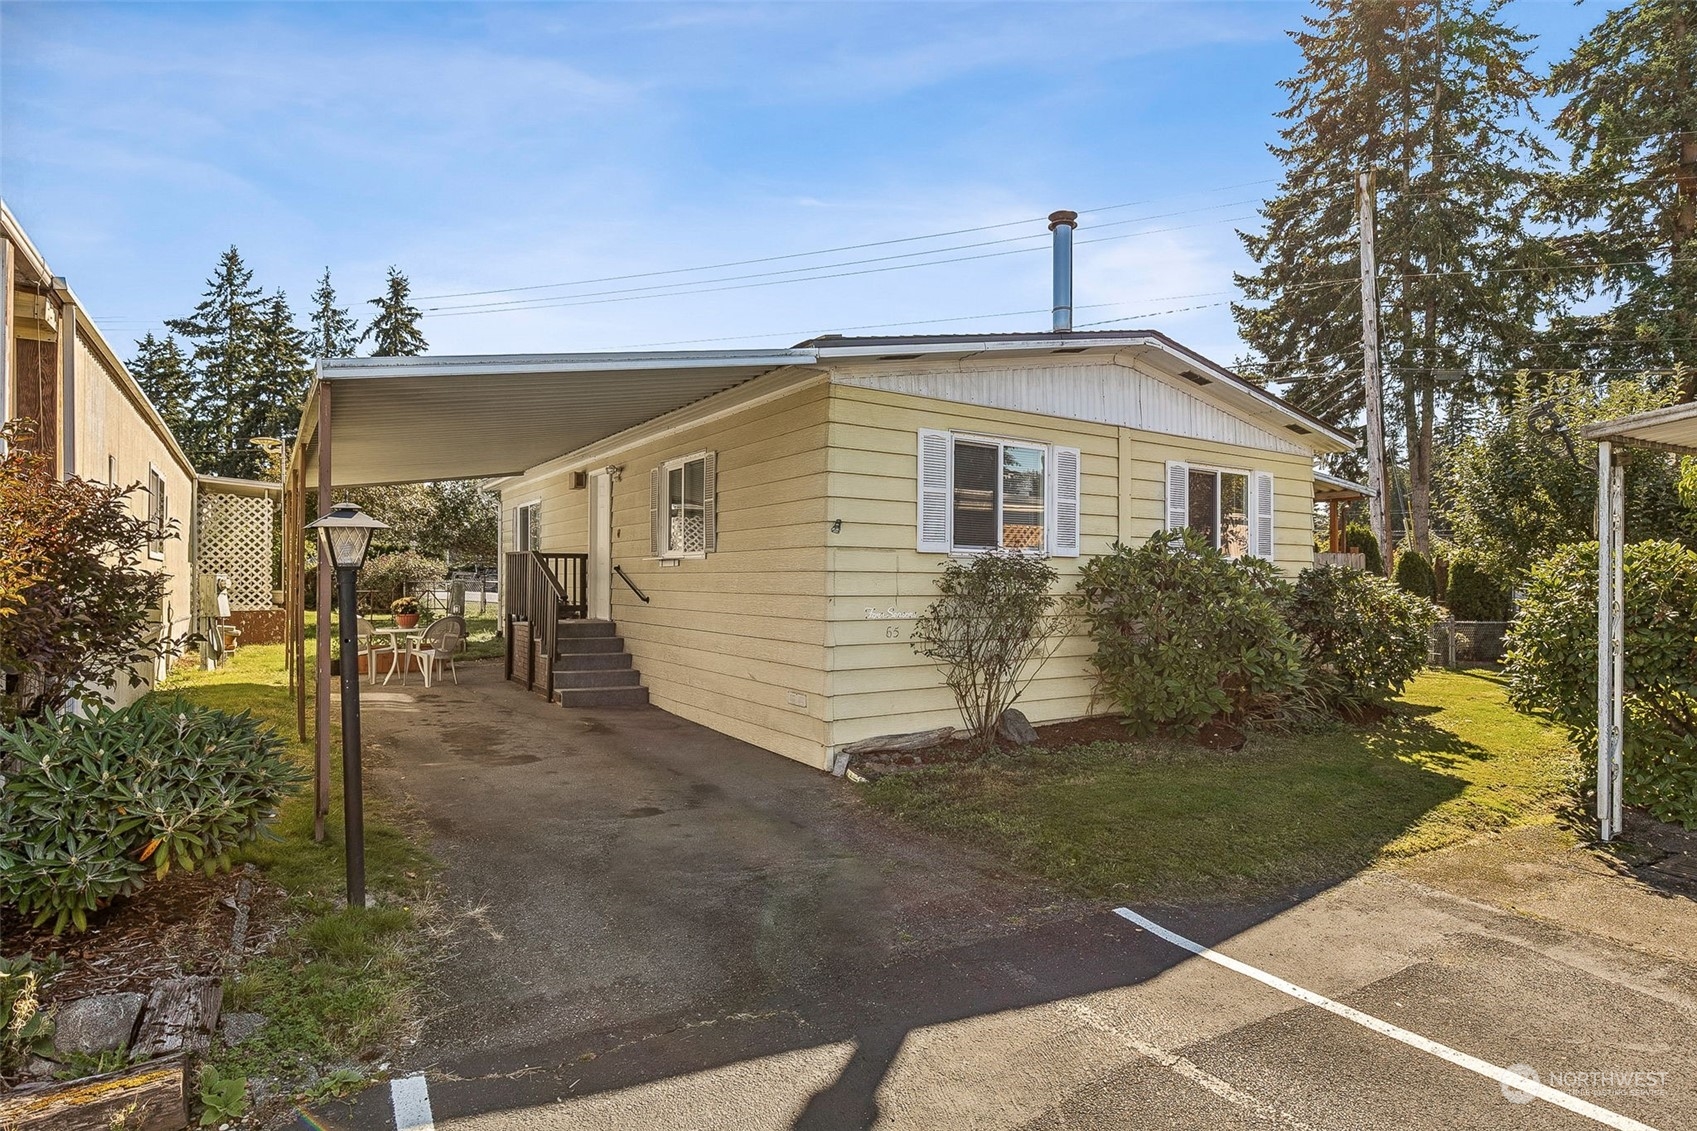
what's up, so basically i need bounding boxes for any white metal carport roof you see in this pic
[1579,401,1697,842]
[297,349,817,487]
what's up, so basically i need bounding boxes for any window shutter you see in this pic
[650,468,663,556]
[702,451,718,552]
[1052,446,1081,557]
[1165,461,1189,530]
[917,429,952,553]
[1253,471,1276,560]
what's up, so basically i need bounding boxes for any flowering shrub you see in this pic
[0,700,306,933]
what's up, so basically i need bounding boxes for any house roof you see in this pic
[297,332,1352,488]
[1581,400,1697,457]
[798,330,1354,452]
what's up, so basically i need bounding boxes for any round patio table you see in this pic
[371,625,426,685]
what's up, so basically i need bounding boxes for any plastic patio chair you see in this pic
[355,617,396,685]
[415,615,466,688]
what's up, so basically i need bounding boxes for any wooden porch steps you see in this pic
[552,619,649,708]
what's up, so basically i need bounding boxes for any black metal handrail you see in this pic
[613,564,650,604]
[505,550,588,699]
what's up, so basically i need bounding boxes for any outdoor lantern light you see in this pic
[310,501,385,571]
[305,501,389,908]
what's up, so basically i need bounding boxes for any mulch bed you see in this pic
[850,714,1257,779]
[1,868,285,1008]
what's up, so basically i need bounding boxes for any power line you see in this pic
[413,178,1293,302]
[421,200,1265,316]
[422,214,1261,320]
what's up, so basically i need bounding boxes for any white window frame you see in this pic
[147,463,166,560]
[512,500,540,552]
[917,429,1080,558]
[657,450,712,560]
[1166,461,1275,561]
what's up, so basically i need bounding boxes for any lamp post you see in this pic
[305,502,389,908]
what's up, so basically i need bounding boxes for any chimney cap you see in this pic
[1047,210,1078,231]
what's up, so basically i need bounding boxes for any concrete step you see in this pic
[555,685,650,709]
[554,668,643,690]
[552,651,632,672]
[554,636,626,655]
[557,619,617,638]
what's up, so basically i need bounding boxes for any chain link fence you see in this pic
[1430,619,1511,667]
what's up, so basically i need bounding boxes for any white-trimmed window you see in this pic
[147,464,167,560]
[917,429,1080,557]
[1166,461,1274,560]
[513,501,540,551]
[650,451,717,559]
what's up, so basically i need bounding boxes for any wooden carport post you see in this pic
[313,384,333,842]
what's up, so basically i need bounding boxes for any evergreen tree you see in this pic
[166,247,264,475]
[1542,0,1697,393]
[128,332,195,454]
[308,267,361,359]
[243,291,314,476]
[363,267,428,357]
[1232,0,1553,554]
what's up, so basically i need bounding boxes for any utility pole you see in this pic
[1357,170,1392,574]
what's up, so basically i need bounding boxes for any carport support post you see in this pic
[314,383,333,842]
[336,560,366,908]
[1595,441,1625,841]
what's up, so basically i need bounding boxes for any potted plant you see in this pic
[391,596,421,628]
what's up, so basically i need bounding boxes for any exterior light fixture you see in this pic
[305,501,390,907]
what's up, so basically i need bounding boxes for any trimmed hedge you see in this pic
[1344,522,1385,575]
[1446,556,1511,620]
[1393,550,1437,598]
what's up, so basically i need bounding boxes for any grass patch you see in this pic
[154,644,437,1085]
[863,669,1579,904]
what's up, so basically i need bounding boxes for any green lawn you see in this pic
[153,644,437,1092]
[863,669,1579,904]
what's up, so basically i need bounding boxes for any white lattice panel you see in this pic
[197,490,276,612]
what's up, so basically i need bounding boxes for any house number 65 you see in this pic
[884,625,903,639]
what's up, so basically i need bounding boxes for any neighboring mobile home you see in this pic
[2,201,197,705]
[480,329,1351,769]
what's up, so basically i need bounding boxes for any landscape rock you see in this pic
[840,727,957,756]
[51,992,145,1056]
[997,708,1039,746]
[219,1011,267,1047]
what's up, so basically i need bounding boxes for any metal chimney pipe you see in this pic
[1048,210,1078,332]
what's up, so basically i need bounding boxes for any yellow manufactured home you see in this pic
[477,331,1352,770]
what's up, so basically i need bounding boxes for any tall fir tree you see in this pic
[308,267,361,359]
[364,267,428,357]
[128,332,195,454]
[1541,0,1697,393]
[244,291,314,475]
[1232,0,1552,554]
[165,247,265,475]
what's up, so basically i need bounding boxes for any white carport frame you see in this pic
[1580,400,1697,841]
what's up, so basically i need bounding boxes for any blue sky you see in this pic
[2,1,1597,366]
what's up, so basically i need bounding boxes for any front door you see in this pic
[587,471,612,620]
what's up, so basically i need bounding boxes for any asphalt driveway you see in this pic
[326,661,1697,1131]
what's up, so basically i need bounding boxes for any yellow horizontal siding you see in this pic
[823,383,1317,750]
[502,383,831,768]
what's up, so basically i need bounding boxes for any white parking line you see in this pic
[390,1073,436,1131]
[1114,907,1661,1131]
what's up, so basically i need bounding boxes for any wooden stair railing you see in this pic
[505,551,589,699]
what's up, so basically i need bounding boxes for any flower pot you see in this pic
[395,614,420,628]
